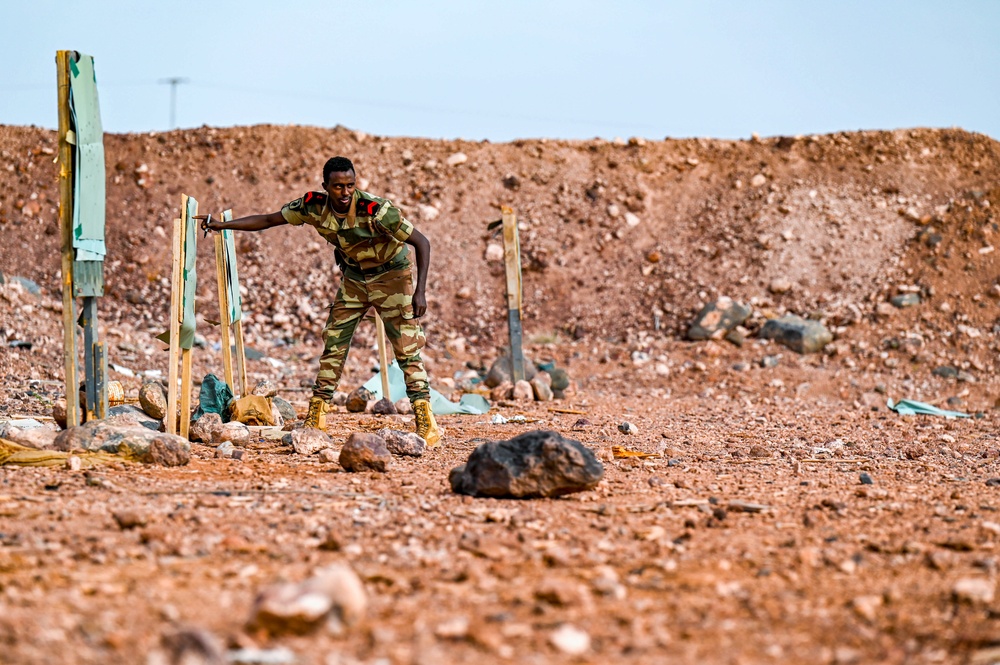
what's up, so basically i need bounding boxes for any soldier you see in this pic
[197,156,443,447]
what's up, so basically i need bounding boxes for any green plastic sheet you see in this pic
[68,54,105,261]
[191,374,234,422]
[887,398,970,419]
[222,229,242,323]
[363,361,490,415]
[179,197,198,350]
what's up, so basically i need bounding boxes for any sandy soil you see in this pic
[1,124,1000,664]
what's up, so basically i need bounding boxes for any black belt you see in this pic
[339,252,409,278]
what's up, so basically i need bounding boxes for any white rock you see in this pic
[769,278,792,294]
[751,174,767,187]
[446,152,468,167]
[607,203,620,218]
[953,578,995,604]
[624,212,641,227]
[417,204,440,220]
[485,243,504,262]
[549,624,590,656]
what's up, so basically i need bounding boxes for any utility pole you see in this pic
[158,77,189,129]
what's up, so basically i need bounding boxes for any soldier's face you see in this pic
[324,170,356,213]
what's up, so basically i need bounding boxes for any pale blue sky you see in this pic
[1,1,998,141]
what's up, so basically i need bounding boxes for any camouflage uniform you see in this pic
[281,190,430,404]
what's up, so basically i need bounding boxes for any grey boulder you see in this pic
[758,315,832,354]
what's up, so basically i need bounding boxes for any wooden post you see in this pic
[215,228,235,392]
[166,211,183,435]
[178,197,196,439]
[501,206,525,382]
[81,297,98,421]
[56,50,79,427]
[375,314,391,400]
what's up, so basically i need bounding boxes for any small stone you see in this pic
[618,422,638,435]
[273,397,297,422]
[933,366,959,379]
[750,173,767,187]
[850,595,882,622]
[339,433,392,472]
[345,387,373,413]
[760,355,780,368]
[890,293,921,308]
[217,421,251,447]
[65,455,81,471]
[549,624,590,656]
[687,296,752,341]
[985,478,1000,487]
[317,448,338,464]
[291,428,335,455]
[251,379,278,398]
[768,278,792,294]
[512,380,534,401]
[758,315,833,354]
[859,472,874,485]
[138,381,168,419]
[485,243,504,262]
[490,381,513,402]
[623,212,640,227]
[113,509,148,530]
[216,441,235,459]
[394,398,413,415]
[450,430,604,499]
[446,152,468,167]
[52,399,68,429]
[530,376,554,402]
[953,577,995,604]
[248,564,367,636]
[377,428,426,457]
[189,412,224,443]
[434,616,470,640]
[372,398,397,415]
[748,445,770,459]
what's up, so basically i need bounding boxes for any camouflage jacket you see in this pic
[280,189,414,271]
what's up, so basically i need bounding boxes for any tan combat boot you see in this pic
[304,396,328,430]
[413,399,443,448]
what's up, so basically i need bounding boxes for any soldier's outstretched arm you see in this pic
[405,228,430,318]
[196,211,287,233]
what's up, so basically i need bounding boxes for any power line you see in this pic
[158,77,189,129]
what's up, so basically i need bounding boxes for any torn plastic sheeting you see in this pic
[69,54,106,259]
[887,398,970,419]
[223,229,242,323]
[179,197,198,350]
[363,361,489,415]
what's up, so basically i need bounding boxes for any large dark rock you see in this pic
[484,352,537,388]
[339,433,392,472]
[345,387,373,413]
[52,420,190,466]
[687,297,752,341]
[449,430,604,499]
[273,396,297,422]
[758,315,832,354]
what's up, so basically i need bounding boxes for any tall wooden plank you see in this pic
[81,297,98,421]
[375,314,391,400]
[165,208,184,435]
[501,206,525,383]
[56,50,79,427]
[179,348,193,439]
[214,232,235,392]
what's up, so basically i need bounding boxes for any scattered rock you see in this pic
[189,413,224,444]
[449,430,604,499]
[372,398,397,415]
[687,297,752,341]
[512,380,534,401]
[251,379,278,398]
[549,624,590,656]
[760,355,780,368]
[216,441,236,459]
[248,564,367,636]
[758,315,833,354]
[339,433,392,472]
[107,404,161,432]
[549,368,570,392]
[290,428,334,456]
[490,381,513,402]
[484,353,537,388]
[933,366,959,379]
[768,278,793,294]
[273,396,297,422]
[52,420,191,466]
[345,387,373,413]
[859,472,874,485]
[446,152,468,167]
[217,421,251,446]
[377,428,426,457]
[953,577,995,604]
[317,448,338,464]
[52,399,67,429]
[113,509,148,530]
[618,422,638,435]
[623,212,640,227]
[890,293,921,308]
[530,375,554,401]
[2,424,59,450]
[393,398,413,415]
[138,381,168,419]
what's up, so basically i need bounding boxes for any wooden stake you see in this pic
[233,321,248,398]
[501,206,525,383]
[165,207,184,435]
[178,197,197,438]
[375,313,391,400]
[56,50,79,427]
[180,346,193,439]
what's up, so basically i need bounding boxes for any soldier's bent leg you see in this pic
[314,302,365,401]
[384,317,430,404]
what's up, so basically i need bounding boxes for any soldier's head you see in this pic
[322,156,356,214]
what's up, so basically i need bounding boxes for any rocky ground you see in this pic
[1,124,1000,664]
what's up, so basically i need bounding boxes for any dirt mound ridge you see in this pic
[1,124,998,348]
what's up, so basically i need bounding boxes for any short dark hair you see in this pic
[323,156,355,182]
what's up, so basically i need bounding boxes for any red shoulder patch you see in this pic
[357,199,381,216]
[303,191,327,206]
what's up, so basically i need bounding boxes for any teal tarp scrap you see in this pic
[191,374,234,422]
[363,361,490,416]
[68,54,106,260]
[223,230,242,323]
[179,197,198,350]
[887,398,970,419]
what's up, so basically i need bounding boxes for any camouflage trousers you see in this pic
[313,264,430,404]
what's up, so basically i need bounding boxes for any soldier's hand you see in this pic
[194,214,221,233]
[412,289,427,318]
